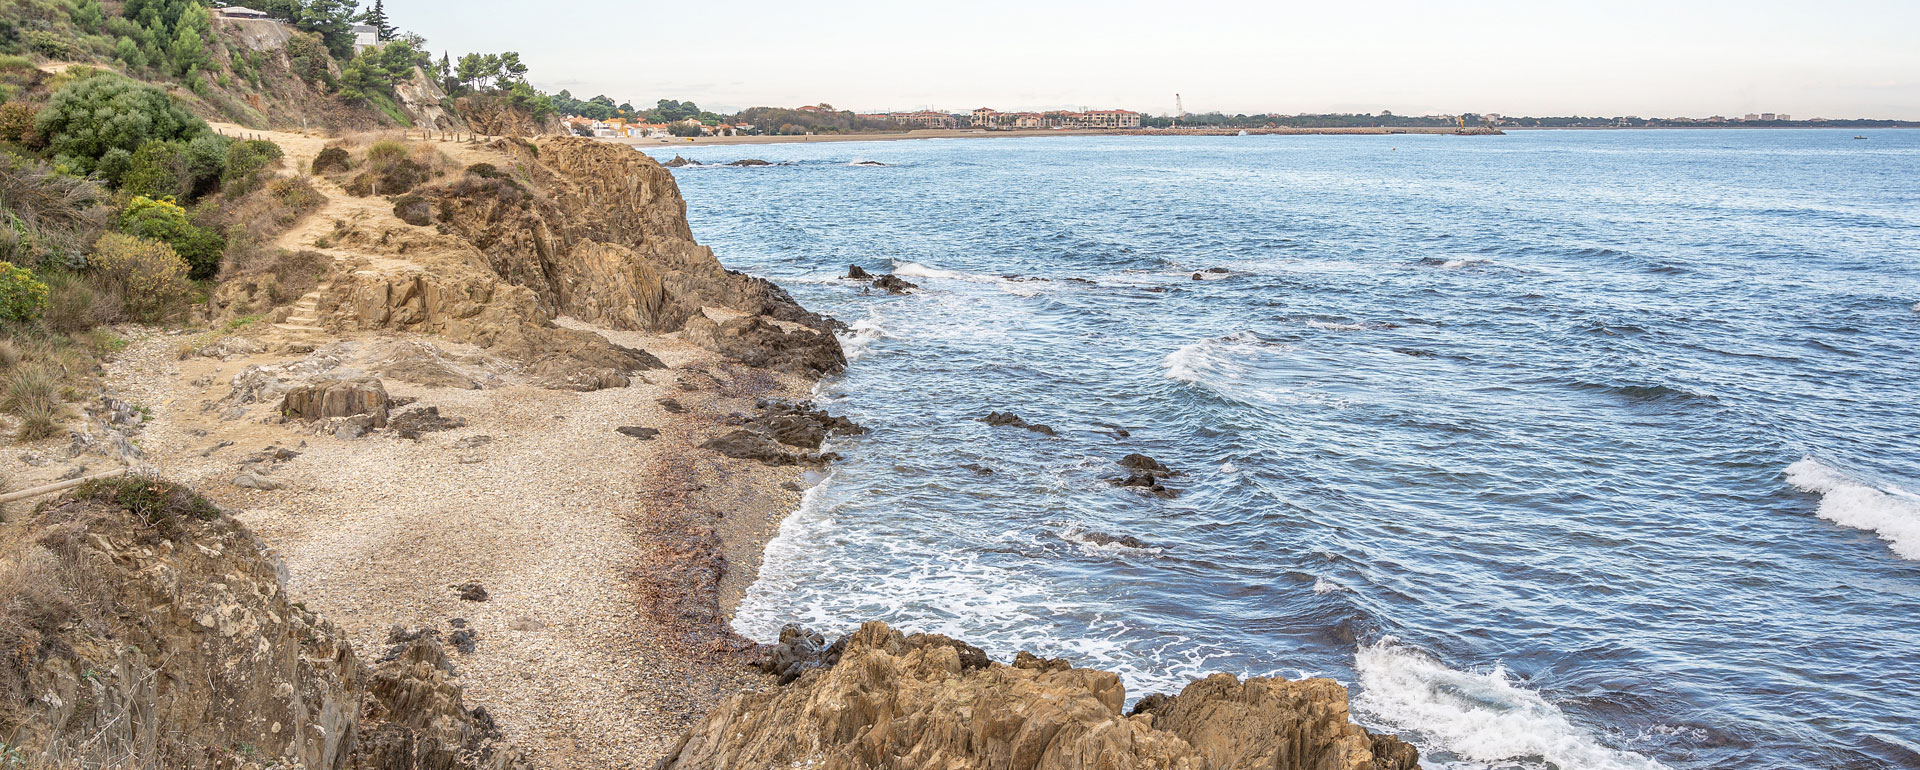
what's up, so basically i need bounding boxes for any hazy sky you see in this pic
[390,0,1920,118]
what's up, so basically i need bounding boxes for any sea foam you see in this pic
[1784,458,1920,560]
[836,316,890,363]
[1355,639,1670,770]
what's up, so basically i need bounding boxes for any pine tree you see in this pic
[362,0,397,42]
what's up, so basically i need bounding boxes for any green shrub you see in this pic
[221,139,282,193]
[34,73,209,176]
[117,196,223,279]
[87,232,191,322]
[118,140,183,197]
[0,261,47,323]
[465,162,505,179]
[73,474,220,534]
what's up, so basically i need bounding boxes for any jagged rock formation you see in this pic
[0,479,528,769]
[454,94,563,137]
[659,622,1419,770]
[395,137,845,375]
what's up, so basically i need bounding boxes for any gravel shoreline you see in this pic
[101,321,819,769]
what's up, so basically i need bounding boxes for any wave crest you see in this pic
[1785,458,1920,560]
[1355,639,1670,770]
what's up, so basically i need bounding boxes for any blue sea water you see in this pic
[637,130,1920,770]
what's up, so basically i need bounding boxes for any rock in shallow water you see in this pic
[982,411,1057,436]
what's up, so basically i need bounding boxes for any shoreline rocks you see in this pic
[1112,452,1181,497]
[663,621,1420,770]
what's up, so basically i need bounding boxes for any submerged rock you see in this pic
[663,155,696,167]
[870,274,918,294]
[846,265,874,280]
[982,411,1057,436]
[661,621,1419,770]
[728,159,772,166]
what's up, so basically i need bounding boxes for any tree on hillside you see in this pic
[250,0,360,58]
[360,0,398,41]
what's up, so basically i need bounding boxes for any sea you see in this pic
[636,129,1920,770]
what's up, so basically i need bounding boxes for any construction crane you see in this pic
[1175,94,1184,127]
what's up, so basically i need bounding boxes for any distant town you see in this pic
[561,101,1917,139]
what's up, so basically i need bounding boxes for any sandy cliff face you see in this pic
[0,482,528,769]
[661,622,1420,770]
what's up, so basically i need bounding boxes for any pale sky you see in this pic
[390,0,1920,119]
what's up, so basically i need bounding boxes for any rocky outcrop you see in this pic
[699,399,864,466]
[0,478,528,769]
[661,622,1418,770]
[302,136,839,379]
[416,137,844,375]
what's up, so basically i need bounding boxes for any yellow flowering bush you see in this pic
[0,261,48,324]
[89,233,193,323]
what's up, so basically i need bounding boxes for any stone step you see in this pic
[272,323,324,332]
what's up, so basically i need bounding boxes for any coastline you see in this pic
[605,125,1500,149]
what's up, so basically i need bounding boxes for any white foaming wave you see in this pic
[1785,458,1920,560]
[1312,576,1346,594]
[1307,319,1369,332]
[892,260,1008,284]
[1161,331,1351,408]
[1355,639,1670,770]
[836,317,890,364]
[1162,331,1270,386]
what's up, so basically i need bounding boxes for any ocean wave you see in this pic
[1785,458,1920,560]
[892,260,1002,283]
[1307,319,1371,332]
[1160,332,1346,407]
[1162,331,1276,386]
[1414,256,1492,269]
[1312,576,1347,594]
[1354,639,1671,770]
[836,317,890,363]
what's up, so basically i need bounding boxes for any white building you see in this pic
[352,24,378,54]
